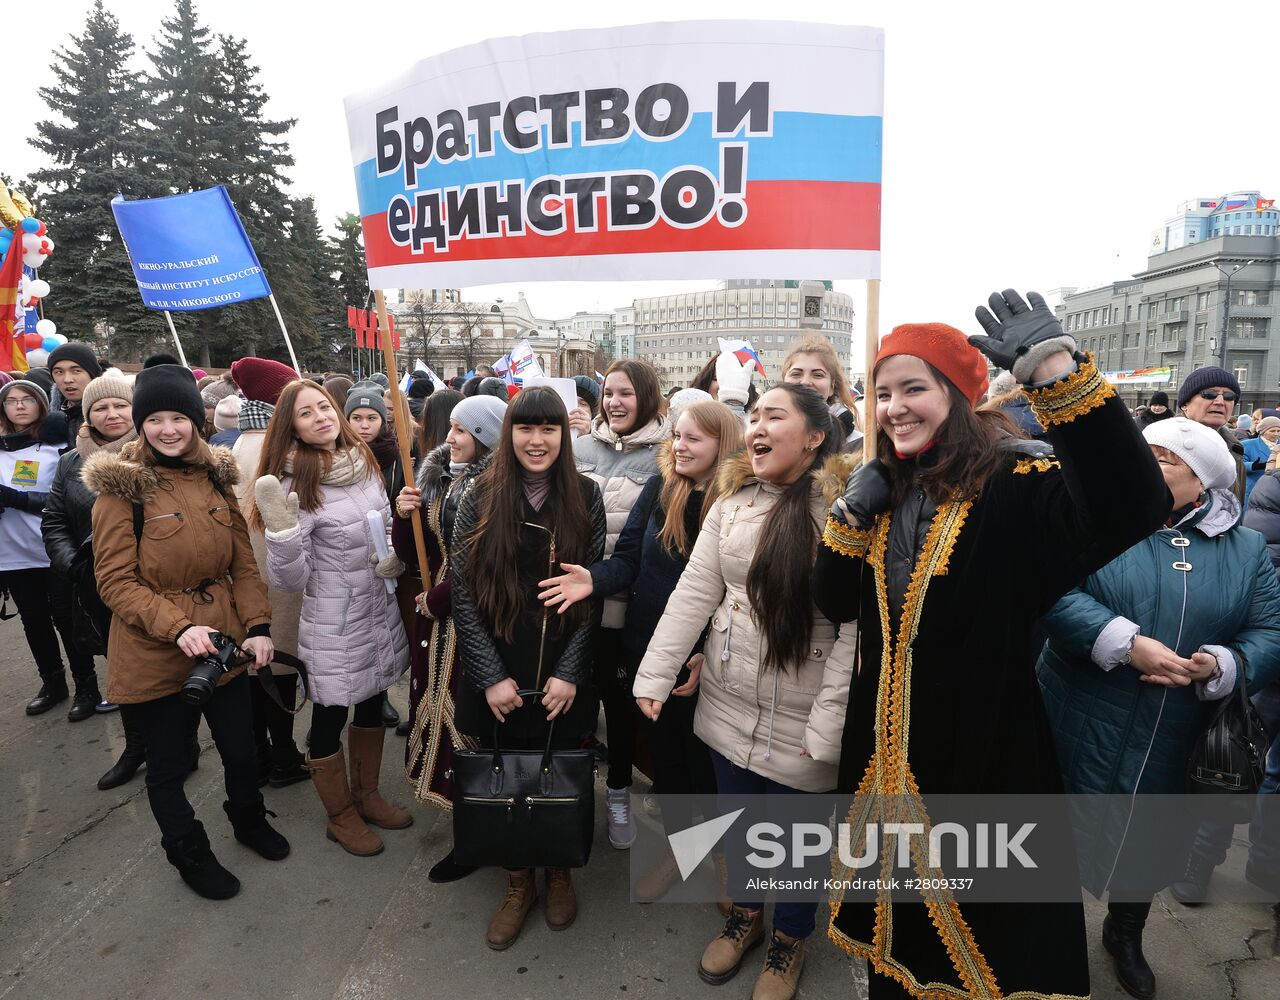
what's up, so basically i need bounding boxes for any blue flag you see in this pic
[112,186,271,312]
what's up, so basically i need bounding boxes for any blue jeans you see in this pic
[1190,681,1280,871]
[710,748,819,940]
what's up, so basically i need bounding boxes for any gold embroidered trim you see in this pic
[1011,457,1061,476]
[1026,355,1115,428]
[822,514,872,558]
[829,495,1016,999]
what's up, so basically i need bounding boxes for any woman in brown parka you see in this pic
[85,365,288,901]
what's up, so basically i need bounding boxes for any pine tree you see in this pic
[332,213,368,313]
[30,0,165,360]
[290,196,344,370]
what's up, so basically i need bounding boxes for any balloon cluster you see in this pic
[0,182,60,366]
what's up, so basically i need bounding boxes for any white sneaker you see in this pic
[606,787,636,849]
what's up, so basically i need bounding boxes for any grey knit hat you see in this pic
[344,381,388,422]
[200,375,237,408]
[81,372,134,414]
[451,394,507,450]
[0,378,50,414]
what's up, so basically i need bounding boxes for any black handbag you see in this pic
[452,690,596,869]
[1187,676,1269,798]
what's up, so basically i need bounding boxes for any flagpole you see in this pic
[267,293,302,375]
[163,311,189,367]
[862,278,881,463]
[374,289,430,591]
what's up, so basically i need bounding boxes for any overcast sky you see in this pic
[10,0,1280,365]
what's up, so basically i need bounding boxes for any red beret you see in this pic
[874,323,989,406]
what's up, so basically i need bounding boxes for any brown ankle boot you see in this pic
[348,725,413,829]
[634,850,681,903]
[699,905,764,984]
[486,869,537,950]
[308,748,383,857]
[544,868,578,930]
[752,930,806,1000]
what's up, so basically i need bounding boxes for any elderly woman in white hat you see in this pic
[1036,416,1280,1000]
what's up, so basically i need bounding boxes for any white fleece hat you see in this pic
[1143,416,1237,492]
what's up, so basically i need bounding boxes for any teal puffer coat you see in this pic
[1037,488,1280,893]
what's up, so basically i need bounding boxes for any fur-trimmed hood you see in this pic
[415,442,453,500]
[715,449,859,506]
[81,440,240,503]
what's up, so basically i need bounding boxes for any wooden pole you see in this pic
[374,290,430,589]
[163,311,189,367]
[862,278,881,463]
[267,293,302,375]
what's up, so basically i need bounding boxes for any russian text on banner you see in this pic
[111,187,272,311]
[343,20,883,288]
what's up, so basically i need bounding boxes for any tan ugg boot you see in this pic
[348,725,414,829]
[698,905,764,984]
[486,869,537,950]
[634,849,681,903]
[751,930,806,1000]
[544,868,578,930]
[308,748,384,857]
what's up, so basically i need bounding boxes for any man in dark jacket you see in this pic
[46,342,103,441]
[1177,367,1246,503]
[1137,390,1173,427]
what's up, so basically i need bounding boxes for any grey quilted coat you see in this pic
[264,468,409,707]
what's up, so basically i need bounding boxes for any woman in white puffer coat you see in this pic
[250,380,411,859]
[634,383,855,1000]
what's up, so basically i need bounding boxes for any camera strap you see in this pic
[254,651,311,717]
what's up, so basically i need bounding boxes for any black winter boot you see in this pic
[380,692,400,727]
[1169,851,1215,906]
[223,799,290,861]
[163,821,240,899]
[26,679,69,716]
[98,717,146,790]
[1102,900,1155,1000]
[67,678,101,722]
[267,742,310,788]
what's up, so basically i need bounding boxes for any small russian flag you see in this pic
[734,346,767,378]
[595,370,605,384]
[1222,197,1250,210]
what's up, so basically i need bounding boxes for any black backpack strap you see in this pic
[133,502,144,540]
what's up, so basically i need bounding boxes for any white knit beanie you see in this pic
[214,394,243,432]
[1142,416,1236,491]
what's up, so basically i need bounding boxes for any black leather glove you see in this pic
[833,458,892,530]
[0,485,27,511]
[971,289,1076,384]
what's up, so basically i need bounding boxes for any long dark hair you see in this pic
[744,384,839,672]
[461,387,592,642]
[418,388,462,454]
[691,355,759,411]
[875,361,1021,505]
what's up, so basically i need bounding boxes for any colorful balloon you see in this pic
[20,217,38,233]
[35,318,57,338]
[41,335,59,352]
[23,333,42,349]
[25,348,48,367]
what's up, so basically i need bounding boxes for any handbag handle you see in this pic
[489,688,558,776]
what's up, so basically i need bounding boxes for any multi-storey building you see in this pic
[1057,193,1280,410]
[625,279,854,389]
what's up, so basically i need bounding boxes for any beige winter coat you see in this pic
[633,452,857,792]
[573,413,670,628]
[232,428,301,664]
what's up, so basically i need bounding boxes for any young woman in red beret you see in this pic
[815,291,1172,999]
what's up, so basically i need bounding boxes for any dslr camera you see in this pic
[180,631,243,707]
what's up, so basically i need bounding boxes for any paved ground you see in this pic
[1,616,1276,1000]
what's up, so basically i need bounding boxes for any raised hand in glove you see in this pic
[0,484,28,511]
[253,475,300,535]
[972,289,1077,384]
[372,552,406,579]
[833,458,892,530]
[714,350,756,407]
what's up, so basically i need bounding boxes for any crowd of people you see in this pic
[9,296,1279,1000]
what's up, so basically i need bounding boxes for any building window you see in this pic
[1195,323,1207,342]
[1147,332,1155,347]
[1147,304,1156,319]
[1235,365,1249,388]
[1197,292,1210,310]
[1170,297,1184,311]
[1126,305,1133,321]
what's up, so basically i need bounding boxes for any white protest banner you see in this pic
[521,376,581,436]
[343,21,883,288]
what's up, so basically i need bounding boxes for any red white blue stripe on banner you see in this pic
[344,21,884,287]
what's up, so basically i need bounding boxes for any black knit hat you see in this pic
[573,375,601,413]
[407,375,434,399]
[131,364,204,431]
[46,342,103,378]
[143,352,183,369]
[1176,366,1240,408]
[1148,390,1169,407]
